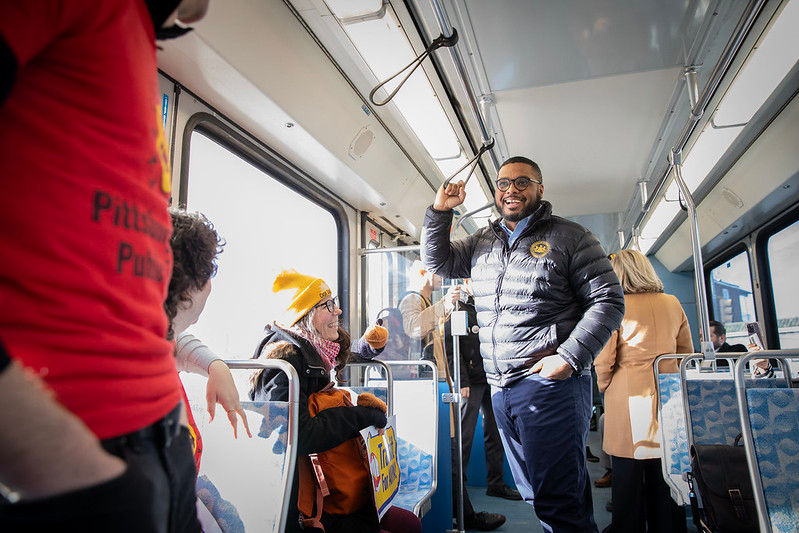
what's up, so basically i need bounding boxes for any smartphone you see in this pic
[746,322,764,351]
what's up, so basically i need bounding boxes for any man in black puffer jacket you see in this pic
[422,156,624,532]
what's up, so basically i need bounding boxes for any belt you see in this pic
[101,403,183,452]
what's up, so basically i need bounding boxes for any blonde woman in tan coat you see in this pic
[594,250,692,533]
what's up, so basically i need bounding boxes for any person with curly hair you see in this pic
[167,210,251,442]
[250,270,420,533]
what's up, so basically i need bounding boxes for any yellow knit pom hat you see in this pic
[273,269,332,325]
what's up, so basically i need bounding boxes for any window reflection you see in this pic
[767,219,799,349]
[709,251,756,345]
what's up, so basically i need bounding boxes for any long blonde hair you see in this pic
[610,249,664,294]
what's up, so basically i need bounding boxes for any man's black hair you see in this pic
[710,320,725,337]
[499,156,542,180]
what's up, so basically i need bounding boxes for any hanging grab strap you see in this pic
[442,139,495,189]
[369,29,459,107]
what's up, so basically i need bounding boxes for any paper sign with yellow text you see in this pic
[360,415,400,519]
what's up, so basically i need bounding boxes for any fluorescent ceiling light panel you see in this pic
[638,185,681,254]
[635,0,799,255]
[638,120,741,251]
[714,0,799,125]
[338,9,462,159]
[325,0,383,20]
[681,124,744,192]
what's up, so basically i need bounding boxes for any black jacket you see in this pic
[249,326,386,532]
[422,201,625,386]
[718,342,747,353]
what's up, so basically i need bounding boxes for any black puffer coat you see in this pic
[422,201,624,386]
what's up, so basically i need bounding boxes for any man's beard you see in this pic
[496,194,542,223]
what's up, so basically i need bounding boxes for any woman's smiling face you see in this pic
[312,296,341,341]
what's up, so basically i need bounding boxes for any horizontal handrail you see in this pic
[340,360,394,415]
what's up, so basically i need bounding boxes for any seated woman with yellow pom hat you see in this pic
[249,270,420,533]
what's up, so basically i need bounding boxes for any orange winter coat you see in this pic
[298,388,388,522]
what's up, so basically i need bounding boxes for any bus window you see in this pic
[708,250,756,345]
[184,130,339,358]
[766,219,799,349]
[365,240,392,324]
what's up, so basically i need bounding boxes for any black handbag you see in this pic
[688,434,758,532]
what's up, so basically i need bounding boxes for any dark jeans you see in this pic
[609,456,686,533]
[452,381,506,518]
[492,373,598,533]
[0,404,201,533]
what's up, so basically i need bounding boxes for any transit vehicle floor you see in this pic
[465,430,698,531]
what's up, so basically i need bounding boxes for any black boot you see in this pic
[464,512,506,531]
[586,446,600,463]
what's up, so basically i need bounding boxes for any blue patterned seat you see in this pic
[687,377,785,446]
[393,436,434,514]
[745,388,799,532]
[658,372,690,504]
[657,370,786,507]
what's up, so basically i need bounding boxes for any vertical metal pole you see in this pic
[669,150,715,363]
[734,352,772,532]
[450,306,468,533]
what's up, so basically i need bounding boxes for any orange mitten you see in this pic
[363,325,388,350]
[357,392,387,414]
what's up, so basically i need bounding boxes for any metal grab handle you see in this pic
[451,201,494,235]
[442,139,495,189]
[369,30,458,107]
[428,0,500,174]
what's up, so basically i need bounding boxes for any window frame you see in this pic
[178,112,350,327]
[755,204,799,349]
[704,242,757,324]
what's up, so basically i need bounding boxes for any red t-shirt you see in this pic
[0,1,180,439]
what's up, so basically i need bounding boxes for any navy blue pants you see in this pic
[492,373,598,533]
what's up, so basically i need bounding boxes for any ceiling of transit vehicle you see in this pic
[157,0,794,257]
[469,1,699,91]
[452,0,716,217]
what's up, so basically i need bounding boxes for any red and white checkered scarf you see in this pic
[290,326,340,373]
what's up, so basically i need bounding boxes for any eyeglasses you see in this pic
[495,176,542,192]
[314,296,339,313]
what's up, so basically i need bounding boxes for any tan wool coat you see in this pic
[594,292,693,459]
